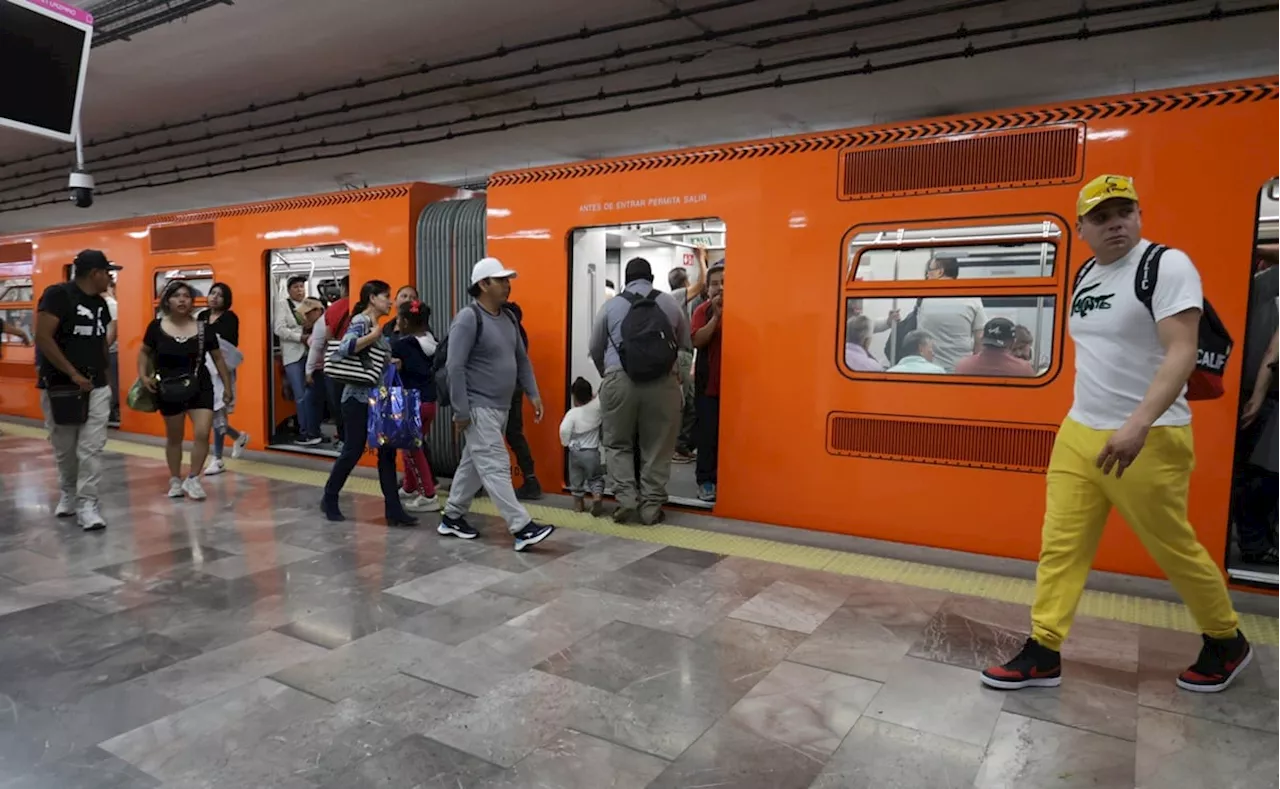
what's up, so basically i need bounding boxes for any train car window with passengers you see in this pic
[152,268,213,319]
[841,218,1063,381]
[0,273,35,355]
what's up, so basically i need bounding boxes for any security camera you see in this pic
[68,170,95,209]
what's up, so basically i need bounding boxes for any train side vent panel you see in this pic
[838,123,1084,201]
[149,222,216,253]
[0,242,34,265]
[827,413,1056,473]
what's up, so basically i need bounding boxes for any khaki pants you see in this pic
[40,387,112,504]
[599,369,681,518]
[1031,417,1239,650]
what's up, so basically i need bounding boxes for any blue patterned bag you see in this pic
[367,366,423,451]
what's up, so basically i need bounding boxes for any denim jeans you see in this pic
[283,359,316,438]
[323,397,405,518]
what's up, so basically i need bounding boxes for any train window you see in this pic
[844,295,1055,378]
[153,267,214,299]
[847,219,1061,283]
[0,274,34,351]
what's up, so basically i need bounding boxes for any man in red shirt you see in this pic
[320,276,350,446]
[955,317,1036,377]
[690,262,725,502]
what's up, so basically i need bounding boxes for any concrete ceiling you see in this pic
[0,0,1275,232]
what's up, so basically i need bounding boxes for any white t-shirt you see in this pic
[105,295,118,353]
[917,296,987,372]
[1067,239,1203,430]
[559,398,602,450]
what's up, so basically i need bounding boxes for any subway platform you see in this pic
[0,423,1276,789]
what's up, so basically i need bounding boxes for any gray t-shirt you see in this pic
[446,303,538,420]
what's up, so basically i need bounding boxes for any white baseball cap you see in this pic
[470,257,518,285]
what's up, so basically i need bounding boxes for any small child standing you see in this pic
[390,300,441,513]
[559,376,604,515]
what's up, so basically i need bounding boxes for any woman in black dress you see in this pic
[199,282,249,474]
[139,281,233,500]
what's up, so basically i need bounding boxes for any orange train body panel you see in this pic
[0,182,459,453]
[483,77,1278,584]
[0,77,1275,591]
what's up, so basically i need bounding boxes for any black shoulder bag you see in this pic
[158,321,207,404]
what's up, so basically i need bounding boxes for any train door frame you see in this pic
[1225,177,1280,589]
[263,243,350,458]
[566,217,726,511]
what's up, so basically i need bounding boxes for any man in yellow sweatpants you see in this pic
[982,175,1251,694]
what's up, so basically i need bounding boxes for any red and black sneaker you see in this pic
[981,638,1062,690]
[1176,631,1252,693]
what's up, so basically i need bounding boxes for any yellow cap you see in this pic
[1077,174,1139,217]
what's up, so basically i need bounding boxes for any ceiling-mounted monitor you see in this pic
[0,0,94,143]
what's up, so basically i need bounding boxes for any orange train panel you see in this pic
[0,182,459,460]
[486,77,1279,583]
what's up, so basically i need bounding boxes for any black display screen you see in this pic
[0,0,89,138]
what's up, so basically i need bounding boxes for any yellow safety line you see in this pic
[2,421,1276,645]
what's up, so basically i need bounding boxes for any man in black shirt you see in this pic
[34,250,120,531]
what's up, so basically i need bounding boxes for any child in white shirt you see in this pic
[559,376,604,515]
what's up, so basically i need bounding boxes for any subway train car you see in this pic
[0,76,1275,591]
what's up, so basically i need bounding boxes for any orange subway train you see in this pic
[0,76,1275,592]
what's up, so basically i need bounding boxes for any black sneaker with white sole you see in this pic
[1176,631,1252,693]
[437,514,479,540]
[981,638,1063,690]
[513,522,554,552]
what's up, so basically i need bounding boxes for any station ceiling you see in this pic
[0,0,1274,232]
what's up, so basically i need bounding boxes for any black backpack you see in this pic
[433,303,518,408]
[1072,243,1232,401]
[617,290,678,383]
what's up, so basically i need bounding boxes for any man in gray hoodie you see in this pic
[437,257,555,552]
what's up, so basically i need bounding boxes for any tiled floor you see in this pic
[0,435,1275,789]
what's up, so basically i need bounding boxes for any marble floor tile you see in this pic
[273,593,432,649]
[346,673,475,734]
[729,579,851,634]
[788,605,918,682]
[126,629,327,706]
[646,545,725,568]
[907,597,1028,672]
[580,555,705,601]
[384,562,516,606]
[194,544,322,580]
[426,670,598,767]
[394,590,540,646]
[975,711,1136,788]
[1135,705,1279,789]
[864,656,1005,747]
[646,717,828,789]
[1000,678,1140,741]
[269,627,444,702]
[1136,627,1277,733]
[315,733,504,789]
[0,574,125,616]
[0,549,72,585]
[557,680,716,761]
[480,729,668,789]
[93,547,235,583]
[809,716,986,789]
[0,746,161,789]
[727,660,881,759]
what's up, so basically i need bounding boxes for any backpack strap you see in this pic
[619,290,643,306]
[1132,244,1168,320]
[469,302,486,348]
[1072,258,1097,295]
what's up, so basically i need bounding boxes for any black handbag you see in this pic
[45,382,91,426]
[158,321,206,404]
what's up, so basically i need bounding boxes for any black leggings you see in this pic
[323,397,406,518]
[506,388,536,478]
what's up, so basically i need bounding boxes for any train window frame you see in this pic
[838,213,1068,387]
[0,268,35,356]
[152,266,214,314]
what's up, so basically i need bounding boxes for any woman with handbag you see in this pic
[199,282,249,474]
[138,281,234,500]
[321,280,416,526]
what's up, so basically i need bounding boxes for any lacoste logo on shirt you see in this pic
[1071,283,1115,319]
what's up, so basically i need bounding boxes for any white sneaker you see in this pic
[167,477,185,498]
[231,432,249,459]
[77,502,106,531]
[204,458,226,476]
[405,494,441,513]
[182,477,207,501]
[55,493,77,518]
[398,486,416,500]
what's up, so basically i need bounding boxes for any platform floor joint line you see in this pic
[1,420,1275,646]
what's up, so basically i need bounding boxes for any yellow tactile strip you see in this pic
[3,420,1276,645]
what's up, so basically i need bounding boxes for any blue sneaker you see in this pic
[437,514,478,540]
[513,522,554,552]
[697,482,717,502]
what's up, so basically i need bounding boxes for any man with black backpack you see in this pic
[588,257,692,524]
[983,174,1250,695]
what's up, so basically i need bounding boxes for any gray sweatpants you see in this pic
[40,387,111,504]
[444,406,531,534]
[567,447,604,497]
[599,369,681,517]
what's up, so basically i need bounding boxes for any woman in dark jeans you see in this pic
[199,282,248,474]
[321,280,415,526]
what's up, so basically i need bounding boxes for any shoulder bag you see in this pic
[158,321,207,404]
[325,320,389,387]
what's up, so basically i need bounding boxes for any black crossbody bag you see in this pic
[158,321,207,404]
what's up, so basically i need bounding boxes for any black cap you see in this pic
[981,317,1016,349]
[73,249,122,274]
[624,257,653,284]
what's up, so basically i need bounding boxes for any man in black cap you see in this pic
[954,317,1036,377]
[34,249,120,531]
[588,257,692,524]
